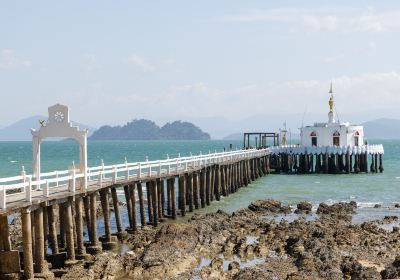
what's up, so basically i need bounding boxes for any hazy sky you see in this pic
[1,1,400,130]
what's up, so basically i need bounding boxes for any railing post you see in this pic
[112,166,117,184]
[44,180,50,197]
[26,177,32,202]
[55,171,59,188]
[69,162,76,192]
[70,168,76,193]
[98,171,103,187]
[167,155,171,175]
[101,159,105,179]
[125,157,129,183]
[0,185,5,209]
[158,160,161,175]
[176,158,179,173]
[138,162,142,179]
[20,165,27,194]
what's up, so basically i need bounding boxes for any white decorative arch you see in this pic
[31,104,88,189]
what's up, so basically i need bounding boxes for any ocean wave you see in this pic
[357,202,382,208]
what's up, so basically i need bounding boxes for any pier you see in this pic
[0,105,272,279]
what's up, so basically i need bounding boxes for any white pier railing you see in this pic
[0,148,269,210]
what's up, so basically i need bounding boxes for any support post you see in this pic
[22,208,34,280]
[111,187,125,238]
[146,182,153,224]
[75,196,87,258]
[170,178,177,219]
[193,172,199,209]
[151,181,158,227]
[47,205,58,254]
[129,184,137,231]
[200,169,206,208]
[64,198,75,261]
[82,195,91,242]
[178,175,186,216]
[34,206,47,273]
[123,185,133,230]
[137,183,146,227]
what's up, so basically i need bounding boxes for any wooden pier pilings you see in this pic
[269,145,385,175]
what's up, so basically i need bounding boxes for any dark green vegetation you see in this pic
[89,119,210,140]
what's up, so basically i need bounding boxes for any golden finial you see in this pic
[328,82,334,113]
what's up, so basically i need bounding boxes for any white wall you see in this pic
[300,124,364,147]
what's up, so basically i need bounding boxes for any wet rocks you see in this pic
[248,199,291,214]
[295,201,312,214]
[316,201,357,215]
[41,198,400,280]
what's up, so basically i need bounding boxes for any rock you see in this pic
[374,204,381,208]
[382,216,398,224]
[295,201,312,214]
[393,255,400,268]
[395,203,400,208]
[228,261,240,272]
[316,201,357,215]
[248,199,291,214]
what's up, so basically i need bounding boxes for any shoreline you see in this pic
[52,199,400,280]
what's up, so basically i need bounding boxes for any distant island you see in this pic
[89,119,210,140]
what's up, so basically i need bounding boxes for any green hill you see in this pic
[90,119,210,140]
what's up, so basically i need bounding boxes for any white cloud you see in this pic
[127,55,155,72]
[0,49,32,70]
[218,7,400,33]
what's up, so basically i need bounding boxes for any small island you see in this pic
[89,119,211,140]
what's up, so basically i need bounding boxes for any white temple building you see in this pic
[300,84,364,147]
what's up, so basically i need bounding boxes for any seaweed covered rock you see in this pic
[248,199,291,214]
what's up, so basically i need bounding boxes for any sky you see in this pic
[1,1,400,137]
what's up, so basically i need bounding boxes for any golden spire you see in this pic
[328,82,334,113]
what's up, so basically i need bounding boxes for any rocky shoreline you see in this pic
[51,199,400,280]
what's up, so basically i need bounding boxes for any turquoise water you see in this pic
[1,140,399,226]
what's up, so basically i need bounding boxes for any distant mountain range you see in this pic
[90,119,210,140]
[1,116,399,141]
[362,118,400,139]
[0,116,95,141]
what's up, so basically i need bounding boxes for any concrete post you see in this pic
[187,174,194,212]
[193,172,199,209]
[47,205,59,255]
[146,182,153,224]
[151,181,158,227]
[137,183,146,227]
[167,180,172,216]
[200,169,206,208]
[111,187,125,237]
[156,180,163,219]
[0,215,11,251]
[58,204,65,249]
[74,196,87,258]
[178,175,186,216]
[129,184,137,231]
[123,185,133,230]
[21,208,34,279]
[170,178,177,219]
[205,167,211,206]
[64,198,75,261]
[100,189,112,242]
[34,206,47,273]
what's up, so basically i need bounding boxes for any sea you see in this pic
[1,139,399,235]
